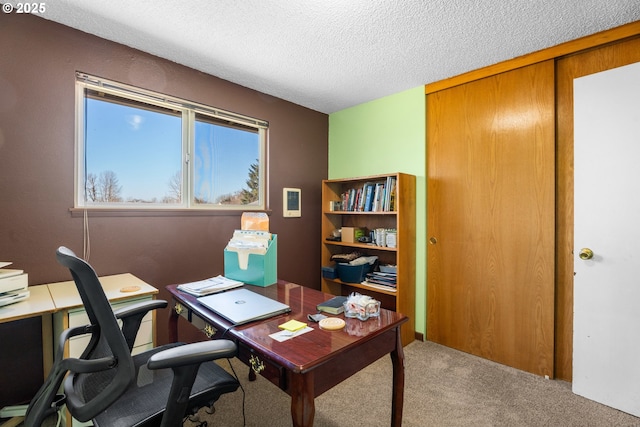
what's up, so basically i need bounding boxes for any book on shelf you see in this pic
[316,295,348,314]
[335,175,399,212]
[177,275,243,297]
[364,182,375,212]
[384,176,396,211]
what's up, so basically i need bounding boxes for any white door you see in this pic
[573,61,640,416]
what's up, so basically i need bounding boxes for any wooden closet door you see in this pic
[426,60,555,377]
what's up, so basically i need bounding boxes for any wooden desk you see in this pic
[167,280,407,427]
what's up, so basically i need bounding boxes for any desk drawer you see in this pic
[237,342,285,389]
[183,309,219,339]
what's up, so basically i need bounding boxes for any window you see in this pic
[75,73,267,211]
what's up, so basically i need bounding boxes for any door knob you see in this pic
[578,248,594,260]
[429,237,437,245]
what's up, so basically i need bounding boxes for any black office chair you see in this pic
[24,246,240,427]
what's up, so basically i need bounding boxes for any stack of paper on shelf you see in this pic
[362,271,397,291]
[0,262,29,307]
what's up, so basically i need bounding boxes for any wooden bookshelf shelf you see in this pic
[322,211,398,215]
[323,240,398,252]
[321,172,416,346]
[323,277,398,296]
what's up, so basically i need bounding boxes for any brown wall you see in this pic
[0,13,327,403]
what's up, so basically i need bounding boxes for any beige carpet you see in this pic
[186,340,640,427]
[15,340,640,426]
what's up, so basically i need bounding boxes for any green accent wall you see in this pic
[328,86,426,337]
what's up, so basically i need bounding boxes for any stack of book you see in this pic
[0,262,29,307]
[316,295,348,314]
[362,271,397,291]
[340,176,397,212]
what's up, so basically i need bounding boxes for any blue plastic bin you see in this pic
[336,263,370,283]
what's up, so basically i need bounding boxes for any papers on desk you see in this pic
[278,319,307,332]
[0,263,23,280]
[177,275,243,297]
[270,326,313,342]
[0,263,29,308]
[0,289,30,307]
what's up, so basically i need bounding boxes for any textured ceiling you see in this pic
[40,0,640,114]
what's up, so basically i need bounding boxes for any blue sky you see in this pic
[85,97,259,203]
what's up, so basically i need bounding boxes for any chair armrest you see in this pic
[56,325,97,361]
[113,299,168,352]
[113,299,168,319]
[147,340,237,370]
[147,340,239,427]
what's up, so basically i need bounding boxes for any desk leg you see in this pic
[290,371,315,427]
[168,302,179,343]
[390,327,405,427]
[41,314,53,377]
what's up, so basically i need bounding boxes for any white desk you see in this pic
[0,284,56,375]
[0,285,55,425]
[0,274,158,426]
[47,273,159,357]
[0,284,55,322]
[46,273,158,427]
[47,273,158,310]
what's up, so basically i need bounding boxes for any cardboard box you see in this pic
[341,227,364,243]
[224,234,277,287]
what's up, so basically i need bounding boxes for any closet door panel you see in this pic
[427,60,555,377]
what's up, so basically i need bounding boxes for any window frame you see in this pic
[74,73,268,212]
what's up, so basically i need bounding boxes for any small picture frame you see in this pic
[283,188,301,217]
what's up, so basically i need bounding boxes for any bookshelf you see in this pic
[321,172,415,345]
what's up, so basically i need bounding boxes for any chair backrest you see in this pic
[26,247,136,426]
[57,246,138,421]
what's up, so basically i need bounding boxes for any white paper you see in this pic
[269,326,313,342]
[177,275,243,296]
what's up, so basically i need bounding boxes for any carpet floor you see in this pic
[12,340,640,427]
[184,340,640,426]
